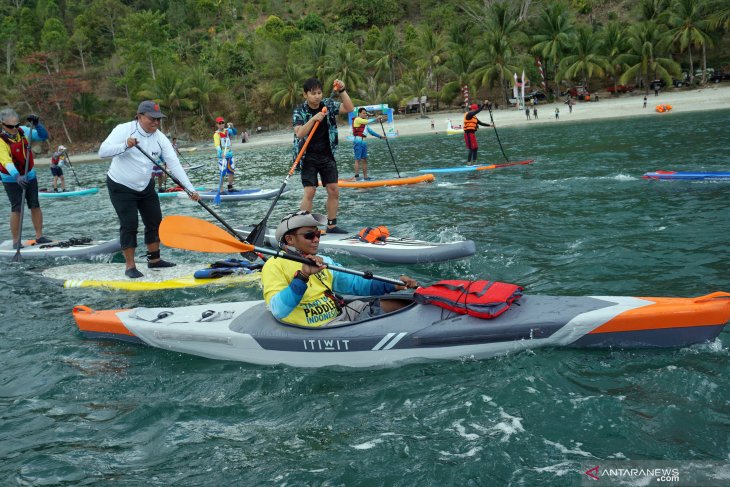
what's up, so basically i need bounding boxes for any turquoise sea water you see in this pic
[1,109,729,485]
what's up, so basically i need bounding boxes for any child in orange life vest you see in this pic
[351,108,385,180]
[463,102,493,164]
[213,117,238,192]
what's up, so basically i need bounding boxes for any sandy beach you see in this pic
[34,84,730,166]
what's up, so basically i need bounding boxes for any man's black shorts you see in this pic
[3,178,40,213]
[300,155,338,187]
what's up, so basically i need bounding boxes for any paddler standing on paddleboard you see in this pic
[350,107,385,181]
[463,101,493,164]
[99,100,199,279]
[292,77,354,234]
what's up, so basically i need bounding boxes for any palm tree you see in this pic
[186,66,219,117]
[138,69,194,134]
[414,26,448,110]
[465,2,526,104]
[707,0,730,29]
[531,2,576,98]
[602,21,630,93]
[668,0,713,84]
[558,25,609,90]
[637,0,672,23]
[366,26,407,86]
[322,42,366,96]
[270,62,305,110]
[441,44,478,106]
[617,21,681,93]
[396,67,430,118]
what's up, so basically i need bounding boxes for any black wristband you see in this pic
[338,88,346,94]
[294,270,309,283]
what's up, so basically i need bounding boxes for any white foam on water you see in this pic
[351,438,384,450]
[544,439,595,458]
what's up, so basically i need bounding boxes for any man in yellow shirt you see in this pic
[262,211,418,327]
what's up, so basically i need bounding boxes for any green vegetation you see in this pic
[1,0,728,146]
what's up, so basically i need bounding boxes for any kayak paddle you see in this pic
[214,168,225,205]
[134,145,244,243]
[485,103,510,163]
[244,107,327,253]
[378,118,401,178]
[160,215,406,286]
[12,117,35,262]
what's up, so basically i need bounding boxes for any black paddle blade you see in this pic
[240,221,268,261]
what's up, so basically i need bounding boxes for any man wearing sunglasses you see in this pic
[262,211,419,327]
[0,108,51,247]
[99,100,199,279]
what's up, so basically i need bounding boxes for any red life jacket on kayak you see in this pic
[0,127,34,175]
[414,279,523,319]
[352,119,366,138]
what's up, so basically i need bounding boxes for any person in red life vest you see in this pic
[0,108,51,248]
[351,108,385,181]
[213,117,238,193]
[50,145,67,192]
[463,101,493,164]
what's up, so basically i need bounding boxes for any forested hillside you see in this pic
[1,0,728,147]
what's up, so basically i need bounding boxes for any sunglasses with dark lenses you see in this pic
[297,230,321,240]
[2,122,21,129]
[217,121,225,124]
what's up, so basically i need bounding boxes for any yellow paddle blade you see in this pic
[160,215,254,253]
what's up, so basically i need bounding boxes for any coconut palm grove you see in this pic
[1,0,729,146]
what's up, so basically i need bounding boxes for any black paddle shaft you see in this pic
[485,103,510,163]
[379,119,401,178]
[134,145,244,242]
[62,151,82,186]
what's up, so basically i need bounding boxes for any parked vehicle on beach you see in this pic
[607,84,634,94]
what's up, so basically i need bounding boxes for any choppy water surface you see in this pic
[1,109,729,485]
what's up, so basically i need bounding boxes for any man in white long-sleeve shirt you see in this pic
[99,100,200,278]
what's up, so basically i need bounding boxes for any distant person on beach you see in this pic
[568,99,573,113]
[643,96,647,108]
[213,116,238,193]
[533,106,538,119]
[555,107,560,120]
[351,107,385,181]
[50,145,67,192]
[430,119,435,130]
[99,100,200,279]
[292,77,354,234]
[525,106,531,120]
[242,129,249,143]
[463,102,493,164]
[0,109,51,247]
[171,137,180,155]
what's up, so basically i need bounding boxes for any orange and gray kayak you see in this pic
[73,291,730,368]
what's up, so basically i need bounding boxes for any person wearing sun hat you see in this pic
[261,210,418,327]
[99,100,200,279]
[213,116,238,193]
[50,144,67,192]
[462,100,493,164]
